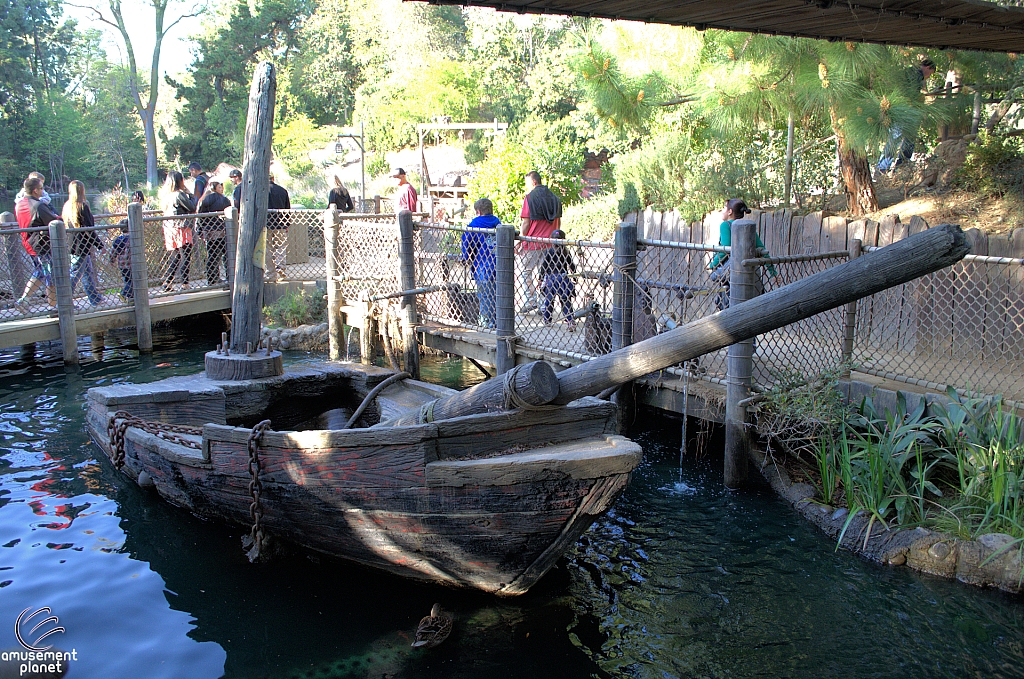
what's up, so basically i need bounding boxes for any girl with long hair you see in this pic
[161,171,196,291]
[63,180,104,306]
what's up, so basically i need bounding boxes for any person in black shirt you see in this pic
[267,174,291,281]
[328,175,354,212]
[189,162,208,204]
[538,229,577,330]
[197,181,232,285]
[229,168,242,210]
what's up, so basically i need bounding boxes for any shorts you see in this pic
[30,254,53,287]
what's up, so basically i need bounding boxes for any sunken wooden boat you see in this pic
[85,362,642,595]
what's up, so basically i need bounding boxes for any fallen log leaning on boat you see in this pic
[379,223,970,425]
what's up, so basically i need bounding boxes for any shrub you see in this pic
[263,289,327,328]
[561,194,619,242]
[955,132,1024,198]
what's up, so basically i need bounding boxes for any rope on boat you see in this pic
[418,398,438,424]
[343,372,411,429]
[107,410,202,470]
[242,419,272,563]
[501,364,561,412]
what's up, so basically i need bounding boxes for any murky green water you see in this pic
[0,326,1021,678]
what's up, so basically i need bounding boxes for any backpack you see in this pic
[112,236,132,269]
[27,230,50,256]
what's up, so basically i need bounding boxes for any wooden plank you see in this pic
[788,214,806,257]
[877,214,898,247]
[907,215,929,235]
[771,209,793,257]
[862,219,880,248]
[425,435,641,487]
[952,228,988,359]
[847,219,867,246]
[821,215,848,252]
[983,235,1013,363]
[799,211,823,254]
[1007,228,1024,371]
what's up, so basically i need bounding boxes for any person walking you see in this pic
[267,173,291,281]
[537,229,577,330]
[391,168,418,213]
[13,176,59,312]
[518,171,562,313]
[196,180,232,285]
[188,162,209,204]
[461,197,500,329]
[162,171,197,292]
[328,175,355,213]
[63,180,104,306]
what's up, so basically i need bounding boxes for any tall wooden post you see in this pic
[127,202,153,352]
[231,61,275,354]
[325,207,343,360]
[48,220,78,365]
[224,205,238,297]
[1,211,28,301]
[841,238,862,377]
[495,223,516,374]
[611,222,638,428]
[373,195,381,214]
[724,220,757,488]
[397,211,420,379]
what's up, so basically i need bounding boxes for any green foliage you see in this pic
[955,132,1024,198]
[263,289,327,328]
[465,138,533,223]
[561,194,619,243]
[367,154,390,178]
[617,182,640,219]
[274,116,339,177]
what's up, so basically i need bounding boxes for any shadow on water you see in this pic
[0,333,1022,679]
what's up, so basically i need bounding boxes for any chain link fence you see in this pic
[266,209,327,282]
[851,250,1024,405]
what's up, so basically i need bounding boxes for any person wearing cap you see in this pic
[228,168,243,210]
[188,162,209,204]
[267,173,291,281]
[391,168,417,213]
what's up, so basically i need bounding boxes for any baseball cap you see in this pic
[229,169,242,178]
[390,168,406,177]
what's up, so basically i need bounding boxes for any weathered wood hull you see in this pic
[86,363,642,595]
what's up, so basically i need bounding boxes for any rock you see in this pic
[978,533,1016,550]
[929,541,951,560]
[279,339,291,350]
[137,470,155,489]
[888,552,906,566]
[786,483,816,504]
[831,508,849,522]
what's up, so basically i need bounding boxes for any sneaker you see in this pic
[518,302,538,314]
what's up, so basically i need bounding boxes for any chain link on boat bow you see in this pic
[107,410,202,470]
[242,419,273,563]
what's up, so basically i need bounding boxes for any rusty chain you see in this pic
[242,419,273,563]
[106,410,202,470]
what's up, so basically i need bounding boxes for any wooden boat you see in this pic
[86,362,642,595]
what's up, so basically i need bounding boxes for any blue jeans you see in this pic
[541,273,574,325]
[71,253,103,305]
[475,273,496,328]
[119,267,133,300]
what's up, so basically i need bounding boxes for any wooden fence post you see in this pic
[397,211,420,379]
[325,207,342,360]
[842,238,862,376]
[48,220,78,365]
[1,211,28,301]
[374,195,381,214]
[495,223,516,374]
[360,299,378,365]
[612,222,638,427]
[724,219,757,489]
[127,202,153,353]
[224,205,238,297]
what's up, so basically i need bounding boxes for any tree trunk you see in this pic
[141,108,158,189]
[837,134,877,217]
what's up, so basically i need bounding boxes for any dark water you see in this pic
[0,328,1021,678]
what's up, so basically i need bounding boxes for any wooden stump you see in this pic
[205,350,284,380]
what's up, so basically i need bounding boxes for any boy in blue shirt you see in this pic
[461,198,500,329]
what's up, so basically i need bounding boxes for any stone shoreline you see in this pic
[751,446,1023,595]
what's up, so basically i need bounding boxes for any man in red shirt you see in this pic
[518,171,562,313]
[392,168,418,213]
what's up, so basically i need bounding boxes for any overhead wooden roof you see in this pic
[419,0,1024,52]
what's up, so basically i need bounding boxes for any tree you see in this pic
[70,0,206,188]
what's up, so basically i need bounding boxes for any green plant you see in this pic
[263,289,327,328]
[955,132,1024,198]
[814,436,840,506]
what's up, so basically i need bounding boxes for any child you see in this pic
[110,191,142,301]
[538,229,577,330]
[461,198,500,328]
